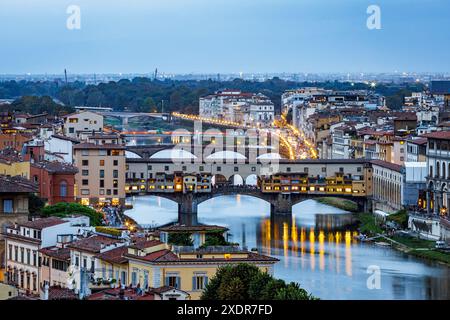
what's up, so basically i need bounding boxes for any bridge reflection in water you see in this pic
[258,213,358,277]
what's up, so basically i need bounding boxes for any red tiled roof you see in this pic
[423,131,450,140]
[371,159,403,172]
[39,246,71,261]
[87,287,155,300]
[158,224,228,233]
[31,161,78,174]
[67,235,123,253]
[0,175,37,193]
[19,217,67,230]
[73,143,125,150]
[95,246,128,264]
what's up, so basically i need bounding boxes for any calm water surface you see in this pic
[125,195,450,300]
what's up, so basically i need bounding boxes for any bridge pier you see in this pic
[270,194,293,215]
[122,117,129,126]
[178,193,198,215]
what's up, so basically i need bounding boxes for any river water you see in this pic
[125,195,450,300]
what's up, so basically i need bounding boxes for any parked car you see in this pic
[435,241,447,249]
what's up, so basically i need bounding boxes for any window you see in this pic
[99,150,107,156]
[147,165,152,170]
[131,270,138,286]
[113,170,119,178]
[357,167,362,172]
[113,160,118,166]
[304,167,308,173]
[100,160,105,166]
[99,170,105,178]
[75,256,79,267]
[68,118,78,123]
[252,167,256,172]
[100,180,104,188]
[82,179,89,186]
[81,189,89,195]
[82,170,89,176]
[192,274,208,291]
[82,160,89,166]
[199,166,204,171]
[81,150,89,156]
[165,275,180,288]
[234,167,239,172]
[113,180,118,188]
[69,127,75,133]
[287,167,291,172]
[339,167,344,173]
[217,166,222,172]
[3,199,13,213]
[182,166,187,171]
[59,181,68,197]
[111,150,120,156]
[165,166,169,171]
[113,189,118,195]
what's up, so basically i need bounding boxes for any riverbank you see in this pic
[355,212,450,266]
[315,197,358,212]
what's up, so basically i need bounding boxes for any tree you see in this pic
[201,263,316,300]
[28,194,45,215]
[168,232,193,246]
[41,202,103,226]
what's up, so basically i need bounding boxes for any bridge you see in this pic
[125,155,373,215]
[101,112,171,126]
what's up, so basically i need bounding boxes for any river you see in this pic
[125,195,450,300]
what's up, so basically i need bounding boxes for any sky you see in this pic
[0,0,449,74]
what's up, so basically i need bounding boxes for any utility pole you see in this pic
[64,69,68,85]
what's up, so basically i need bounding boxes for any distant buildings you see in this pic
[199,90,274,127]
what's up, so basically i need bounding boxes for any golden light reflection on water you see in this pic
[260,218,357,276]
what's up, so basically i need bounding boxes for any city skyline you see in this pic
[1,0,449,74]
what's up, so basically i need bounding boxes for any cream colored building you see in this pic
[73,142,126,206]
[63,111,104,139]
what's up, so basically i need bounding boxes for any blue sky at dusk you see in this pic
[0,0,449,74]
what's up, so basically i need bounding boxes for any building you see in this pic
[62,111,104,139]
[199,90,274,127]
[3,217,86,295]
[39,246,71,288]
[73,142,126,206]
[406,137,427,162]
[424,131,450,215]
[87,286,190,300]
[44,134,80,163]
[66,234,126,294]
[0,148,30,178]
[0,132,32,152]
[124,240,278,300]
[0,283,18,300]
[30,161,78,205]
[0,175,37,233]
[371,160,404,214]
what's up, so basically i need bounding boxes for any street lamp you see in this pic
[440,206,447,216]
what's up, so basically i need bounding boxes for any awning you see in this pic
[374,210,390,217]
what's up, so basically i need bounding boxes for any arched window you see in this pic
[436,161,440,178]
[430,165,433,178]
[60,181,67,197]
[443,162,446,179]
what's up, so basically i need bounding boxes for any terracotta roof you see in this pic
[39,246,71,261]
[31,161,78,174]
[51,134,80,143]
[47,286,78,300]
[128,240,163,250]
[0,175,37,193]
[371,159,403,172]
[407,137,427,145]
[19,217,67,230]
[423,131,450,140]
[67,235,123,253]
[73,143,125,150]
[95,246,128,265]
[87,287,154,301]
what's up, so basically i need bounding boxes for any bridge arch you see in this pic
[245,174,258,186]
[211,174,228,186]
[229,174,244,186]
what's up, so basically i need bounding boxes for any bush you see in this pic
[168,232,193,246]
[95,226,122,237]
[201,263,316,300]
[387,209,408,229]
[41,202,103,226]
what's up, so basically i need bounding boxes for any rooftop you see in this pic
[19,217,67,230]
[0,175,37,193]
[67,235,124,253]
[39,246,71,261]
[371,159,403,172]
[31,161,78,174]
[158,224,228,233]
[423,131,450,140]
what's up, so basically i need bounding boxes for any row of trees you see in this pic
[0,78,426,115]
